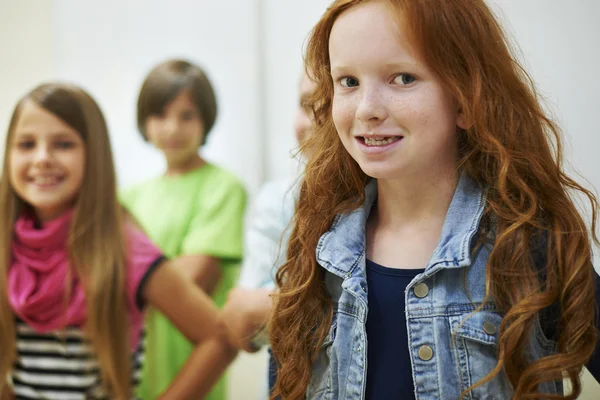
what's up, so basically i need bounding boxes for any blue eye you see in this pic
[394,74,416,85]
[340,77,359,88]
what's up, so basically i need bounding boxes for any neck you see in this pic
[34,206,73,229]
[165,153,205,176]
[373,167,459,231]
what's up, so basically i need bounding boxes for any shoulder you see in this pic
[122,222,166,309]
[252,177,298,219]
[119,176,161,204]
[201,164,247,191]
[256,177,297,203]
[123,223,164,268]
[193,164,248,204]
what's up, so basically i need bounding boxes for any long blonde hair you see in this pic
[0,83,131,398]
[270,1,599,399]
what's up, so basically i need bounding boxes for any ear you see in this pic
[456,107,472,130]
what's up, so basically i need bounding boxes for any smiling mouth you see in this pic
[359,136,403,146]
[164,141,187,149]
[28,176,64,186]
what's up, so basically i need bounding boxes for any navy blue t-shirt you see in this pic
[365,259,423,399]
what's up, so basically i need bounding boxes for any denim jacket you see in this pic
[309,173,561,399]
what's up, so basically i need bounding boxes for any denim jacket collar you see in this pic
[315,172,487,279]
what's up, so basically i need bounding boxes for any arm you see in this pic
[152,176,246,397]
[238,180,295,290]
[172,254,222,295]
[221,287,274,352]
[181,177,247,273]
[157,288,276,398]
[142,260,236,398]
[156,335,238,400]
[178,177,247,294]
[224,181,293,353]
[142,260,219,342]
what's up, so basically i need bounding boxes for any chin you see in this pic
[357,163,403,181]
[166,150,196,163]
[30,194,74,211]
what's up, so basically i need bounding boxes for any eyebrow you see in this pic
[383,61,421,69]
[330,65,348,76]
[13,131,79,140]
[330,61,422,75]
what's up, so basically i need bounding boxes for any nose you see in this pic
[32,144,52,167]
[356,86,388,123]
[163,117,179,137]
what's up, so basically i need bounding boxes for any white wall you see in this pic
[1,0,263,193]
[1,0,599,399]
[0,0,57,165]
[52,0,263,193]
[489,1,600,269]
[262,0,333,180]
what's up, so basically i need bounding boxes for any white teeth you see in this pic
[363,136,401,146]
[32,176,60,185]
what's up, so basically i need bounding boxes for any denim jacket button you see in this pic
[413,282,429,298]
[483,321,497,335]
[418,345,434,361]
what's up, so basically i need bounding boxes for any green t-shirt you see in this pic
[121,163,247,400]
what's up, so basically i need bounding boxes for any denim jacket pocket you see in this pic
[307,316,337,399]
[449,310,512,400]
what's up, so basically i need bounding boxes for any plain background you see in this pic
[1,1,599,398]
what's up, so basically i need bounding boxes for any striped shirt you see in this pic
[10,320,144,400]
[7,221,165,400]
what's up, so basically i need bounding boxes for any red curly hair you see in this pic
[269,1,599,399]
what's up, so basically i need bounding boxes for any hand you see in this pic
[221,288,273,353]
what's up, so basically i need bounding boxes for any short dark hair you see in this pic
[137,59,217,145]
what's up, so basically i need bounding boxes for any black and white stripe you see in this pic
[10,321,143,400]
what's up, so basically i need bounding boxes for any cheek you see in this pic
[183,120,204,141]
[195,120,205,137]
[332,97,355,136]
[295,110,311,133]
[144,120,161,141]
[67,152,86,185]
[194,122,205,139]
[424,86,458,127]
[399,88,458,136]
[8,153,26,182]
[7,155,28,200]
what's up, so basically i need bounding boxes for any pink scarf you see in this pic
[8,211,88,331]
